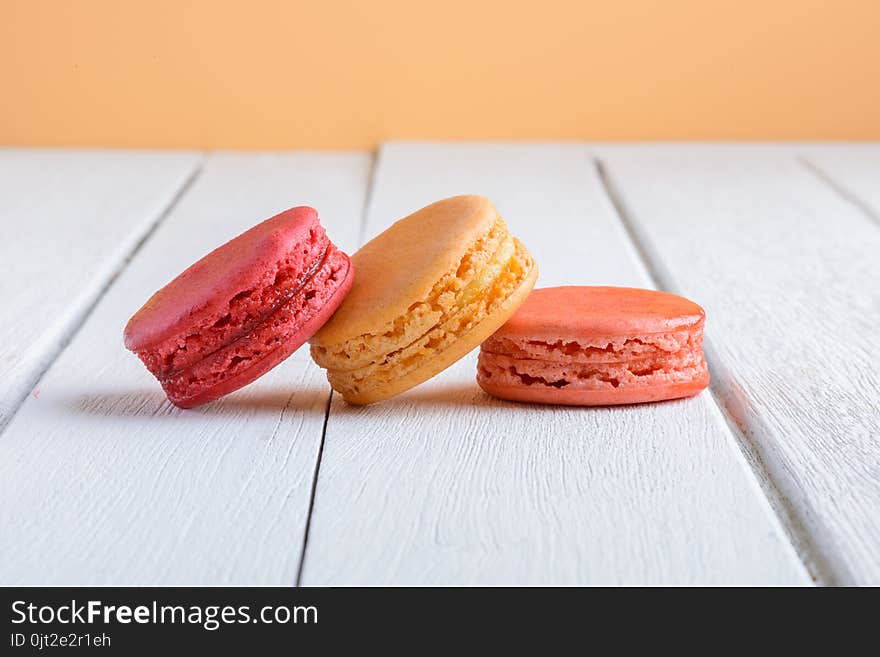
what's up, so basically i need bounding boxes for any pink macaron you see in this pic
[124,207,353,408]
[477,286,709,406]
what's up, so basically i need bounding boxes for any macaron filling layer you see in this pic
[159,245,351,405]
[321,240,533,399]
[483,327,695,364]
[477,324,707,392]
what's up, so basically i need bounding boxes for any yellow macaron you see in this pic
[310,195,538,404]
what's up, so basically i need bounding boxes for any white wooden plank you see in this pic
[597,145,880,585]
[300,142,809,585]
[0,149,201,431]
[0,152,370,584]
[800,144,880,225]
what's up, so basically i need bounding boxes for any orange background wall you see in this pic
[3,0,879,149]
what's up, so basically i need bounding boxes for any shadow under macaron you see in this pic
[393,382,708,411]
[68,387,327,419]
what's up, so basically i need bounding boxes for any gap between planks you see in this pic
[0,155,206,437]
[798,156,880,229]
[594,157,834,585]
[295,149,379,586]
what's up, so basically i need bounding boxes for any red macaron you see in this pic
[124,206,353,408]
[477,286,709,406]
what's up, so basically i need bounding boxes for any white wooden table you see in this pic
[1,143,877,586]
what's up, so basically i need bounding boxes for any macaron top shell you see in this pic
[494,286,705,342]
[124,206,325,351]
[312,195,496,346]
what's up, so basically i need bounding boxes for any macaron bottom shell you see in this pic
[477,351,709,406]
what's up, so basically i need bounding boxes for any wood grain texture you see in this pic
[0,152,370,584]
[0,149,201,431]
[800,144,880,225]
[300,142,809,585]
[597,145,880,584]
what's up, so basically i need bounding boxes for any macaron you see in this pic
[477,286,709,406]
[310,195,538,404]
[124,207,353,408]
